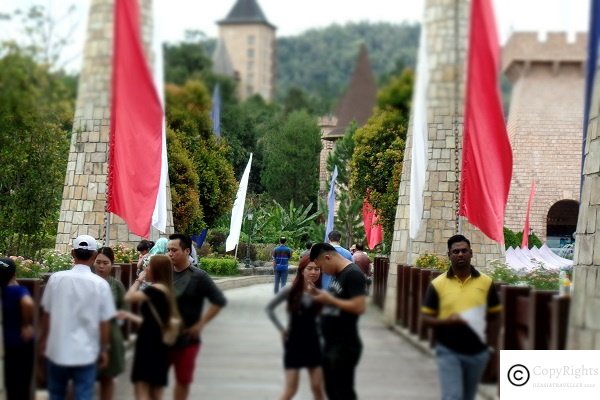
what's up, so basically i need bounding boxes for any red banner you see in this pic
[459,0,513,243]
[107,0,163,238]
[362,200,383,250]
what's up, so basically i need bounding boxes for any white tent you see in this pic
[505,244,573,272]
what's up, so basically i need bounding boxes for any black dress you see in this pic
[284,294,322,369]
[131,286,170,386]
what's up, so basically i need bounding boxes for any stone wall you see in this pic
[503,32,586,240]
[55,0,174,252]
[567,41,600,349]
[386,0,503,324]
[218,24,276,101]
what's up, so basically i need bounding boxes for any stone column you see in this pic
[384,0,503,323]
[55,0,173,253]
[567,48,600,349]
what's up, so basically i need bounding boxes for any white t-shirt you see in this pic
[41,264,116,366]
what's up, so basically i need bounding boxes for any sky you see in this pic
[0,0,591,72]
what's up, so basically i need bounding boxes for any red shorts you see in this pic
[169,343,201,385]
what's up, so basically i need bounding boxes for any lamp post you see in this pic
[245,212,253,268]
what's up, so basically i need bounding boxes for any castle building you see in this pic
[319,44,378,197]
[503,32,586,247]
[216,0,276,101]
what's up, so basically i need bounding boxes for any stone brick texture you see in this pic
[55,0,174,253]
[387,0,502,324]
[568,45,600,349]
[503,32,586,241]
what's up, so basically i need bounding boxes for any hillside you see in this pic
[276,22,420,109]
[202,22,420,112]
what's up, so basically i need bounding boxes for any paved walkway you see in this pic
[115,284,441,399]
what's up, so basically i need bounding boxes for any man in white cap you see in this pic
[41,235,116,400]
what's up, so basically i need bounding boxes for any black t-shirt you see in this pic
[320,263,366,346]
[173,267,227,346]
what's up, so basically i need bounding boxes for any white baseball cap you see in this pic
[73,235,98,251]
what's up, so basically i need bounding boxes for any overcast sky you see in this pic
[0,0,590,72]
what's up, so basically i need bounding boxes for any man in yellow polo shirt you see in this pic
[421,234,501,400]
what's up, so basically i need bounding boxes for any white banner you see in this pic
[409,18,429,239]
[501,350,600,399]
[225,153,253,252]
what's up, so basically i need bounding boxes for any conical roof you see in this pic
[325,44,377,139]
[212,39,236,78]
[218,0,276,30]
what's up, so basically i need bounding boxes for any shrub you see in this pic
[255,243,276,262]
[10,256,48,279]
[113,244,138,263]
[200,257,239,276]
[524,264,559,290]
[415,253,449,271]
[40,249,72,272]
[487,260,520,285]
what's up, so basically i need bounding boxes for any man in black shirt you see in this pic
[167,233,227,400]
[310,242,367,400]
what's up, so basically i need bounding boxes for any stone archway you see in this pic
[546,199,579,249]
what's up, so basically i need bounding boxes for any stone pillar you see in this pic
[567,47,600,349]
[384,0,503,323]
[55,0,173,253]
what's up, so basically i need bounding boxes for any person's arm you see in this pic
[98,320,110,368]
[312,290,366,314]
[265,286,290,337]
[20,293,35,341]
[420,283,466,327]
[185,273,227,337]
[40,311,49,355]
[311,270,367,315]
[124,276,149,304]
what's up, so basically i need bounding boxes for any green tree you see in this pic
[166,129,203,234]
[326,123,365,247]
[165,79,237,228]
[0,46,73,256]
[350,110,407,252]
[262,110,322,206]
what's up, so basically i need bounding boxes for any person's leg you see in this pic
[6,343,35,400]
[322,344,361,400]
[47,360,70,400]
[173,344,201,400]
[134,382,152,400]
[71,363,97,400]
[99,376,115,400]
[281,270,288,289]
[435,344,464,400]
[279,369,300,400]
[307,367,325,400]
[150,386,164,400]
[274,270,282,293]
[461,348,491,400]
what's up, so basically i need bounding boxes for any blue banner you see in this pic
[211,84,221,137]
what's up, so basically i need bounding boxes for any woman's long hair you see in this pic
[148,255,180,321]
[0,258,16,288]
[287,254,322,313]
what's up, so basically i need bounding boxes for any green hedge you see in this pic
[199,257,239,276]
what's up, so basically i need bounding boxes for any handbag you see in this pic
[147,298,182,346]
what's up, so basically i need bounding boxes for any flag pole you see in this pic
[104,211,111,246]
[453,0,462,235]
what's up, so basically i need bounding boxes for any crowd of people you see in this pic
[1,229,497,400]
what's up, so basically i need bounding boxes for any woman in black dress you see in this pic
[122,255,179,400]
[266,254,325,400]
